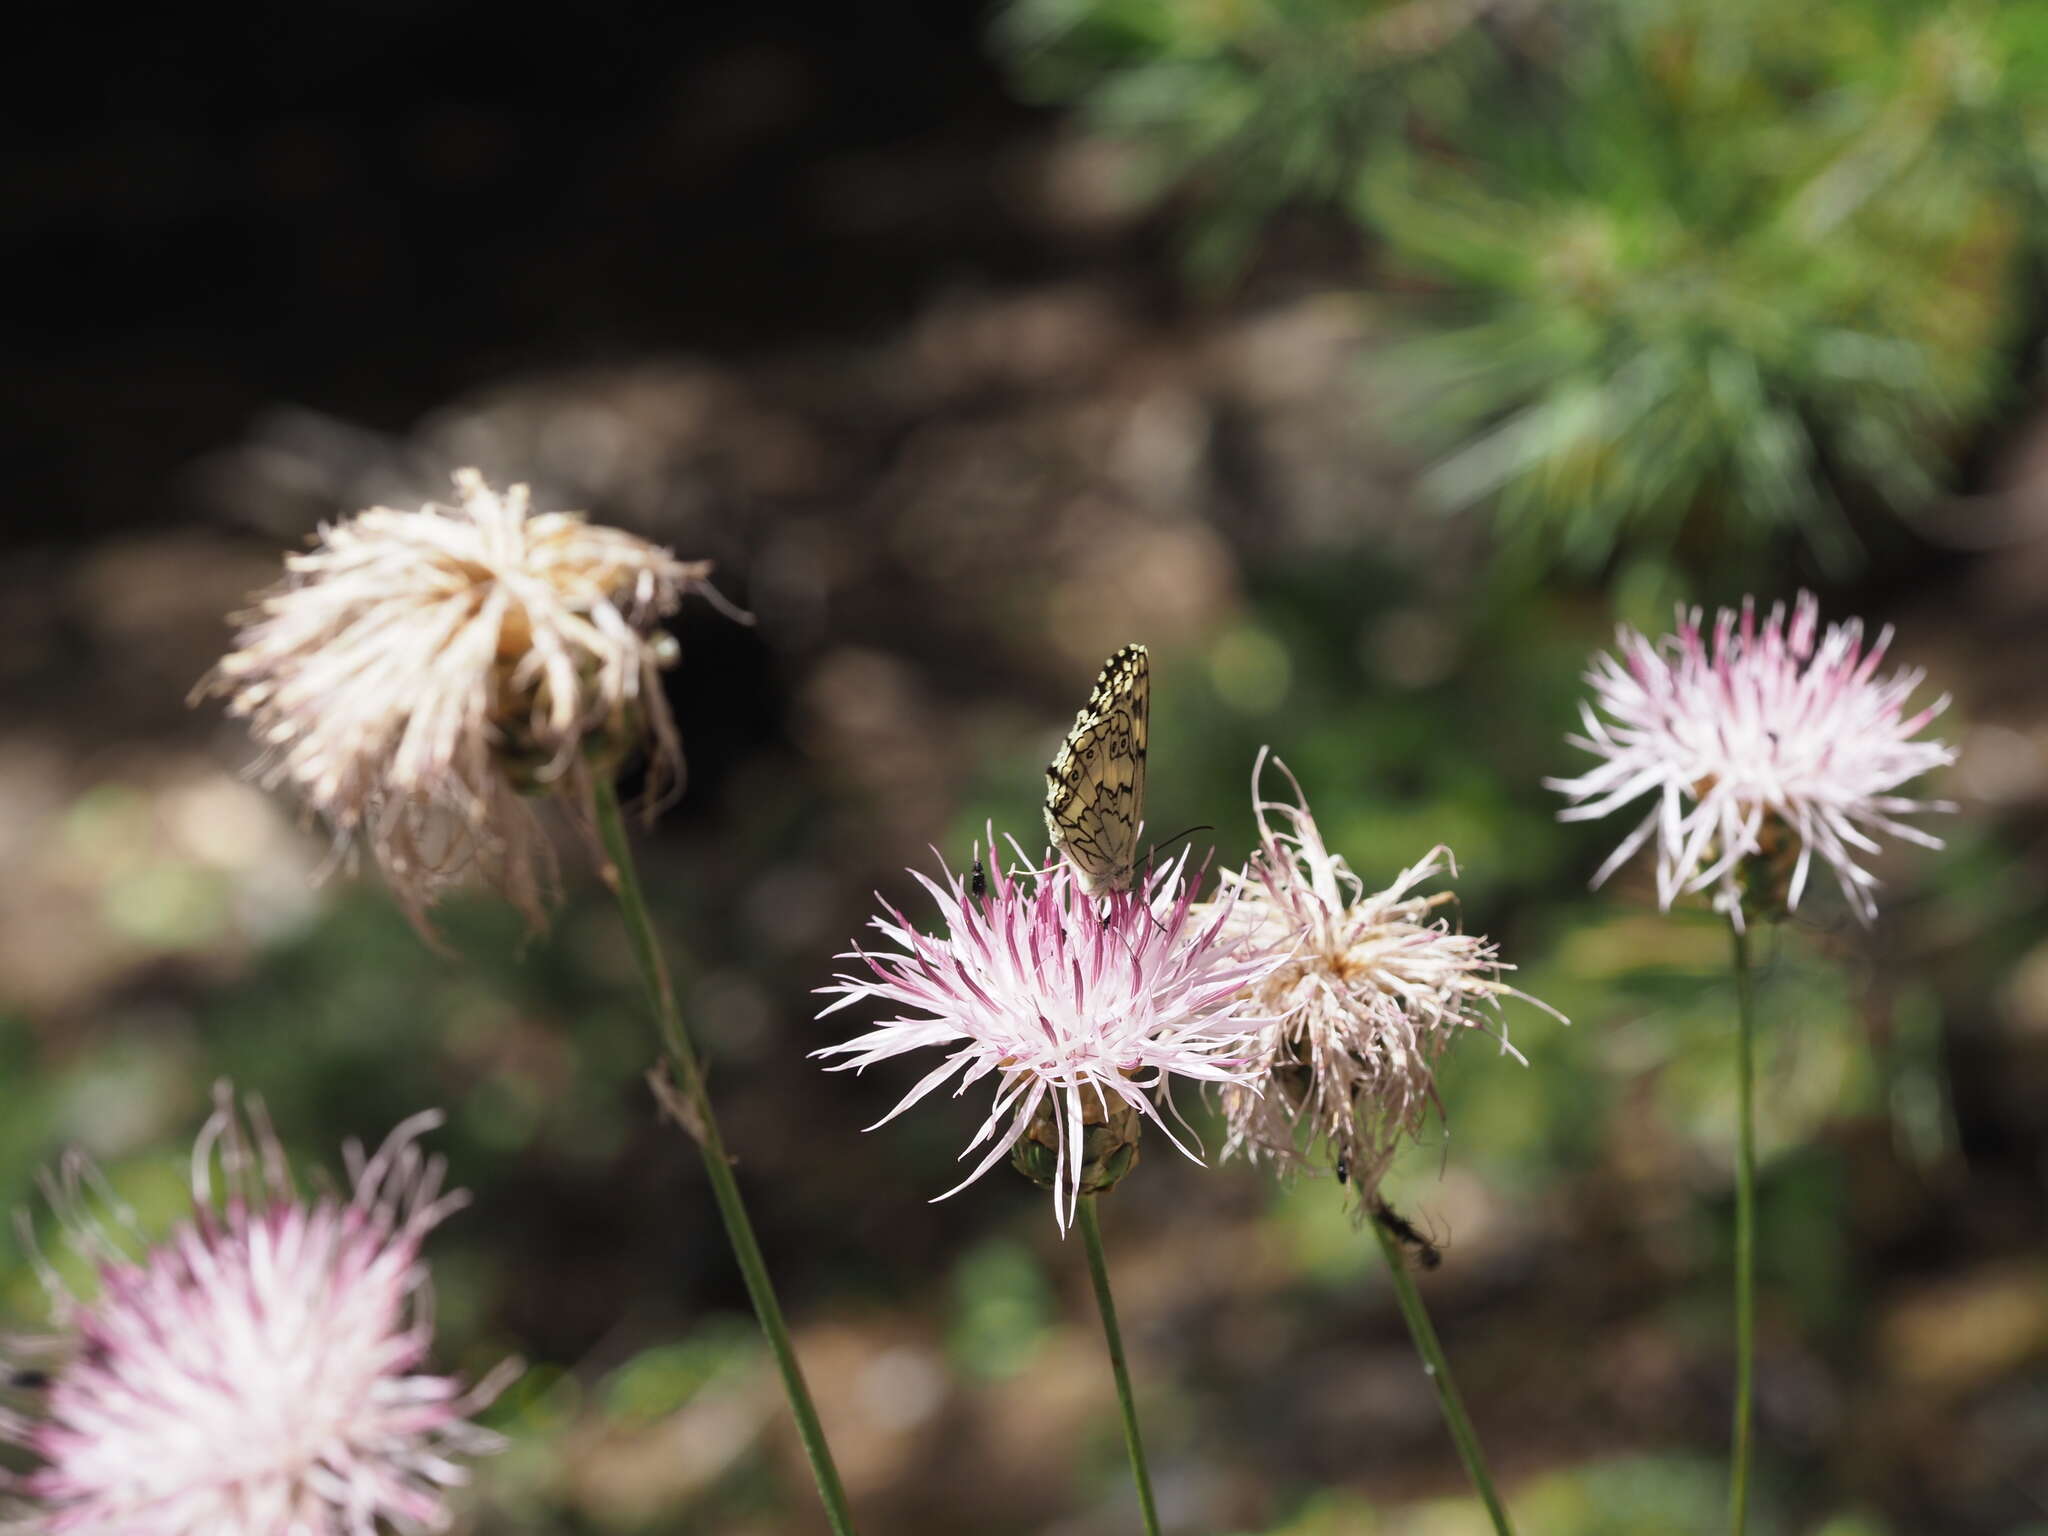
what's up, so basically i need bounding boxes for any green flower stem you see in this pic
[1728,919,1759,1536]
[1077,1194,1163,1536]
[592,780,858,1536]
[1369,1212,1516,1536]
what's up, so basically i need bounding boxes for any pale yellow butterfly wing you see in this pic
[1044,644,1148,896]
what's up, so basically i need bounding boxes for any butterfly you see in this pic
[1044,644,1148,897]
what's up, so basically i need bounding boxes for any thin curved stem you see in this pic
[593,779,859,1536]
[1728,920,1758,1536]
[1077,1195,1163,1536]
[1370,1213,1516,1536]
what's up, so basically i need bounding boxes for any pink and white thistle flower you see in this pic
[195,468,738,935]
[814,837,1284,1229]
[1,1085,517,1536]
[1545,592,1956,928]
[1209,751,1560,1202]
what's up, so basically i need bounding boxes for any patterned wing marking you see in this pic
[1044,644,1149,896]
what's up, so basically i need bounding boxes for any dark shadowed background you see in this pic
[5,0,2047,1531]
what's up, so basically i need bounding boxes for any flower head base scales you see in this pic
[1545,592,1955,928]
[196,468,737,933]
[1,1084,516,1536]
[815,837,1283,1229]
[1211,752,1561,1204]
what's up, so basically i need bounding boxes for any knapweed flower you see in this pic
[1210,751,1559,1203]
[195,468,735,933]
[814,839,1282,1228]
[1546,592,1955,927]
[0,1085,515,1536]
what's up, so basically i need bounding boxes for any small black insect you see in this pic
[1334,1155,1349,1185]
[8,1369,50,1391]
[971,858,986,899]
[1372,1197,1442,1270]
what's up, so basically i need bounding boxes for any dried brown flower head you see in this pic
[196,469,734,933]
[1213,752,1562,1205]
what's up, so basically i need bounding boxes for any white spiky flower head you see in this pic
[1545,591,1956,928]
[0,1084,517,1535]
[1211,751,1561,1205]
[196,469,739,934]
[815,833,1284,1229]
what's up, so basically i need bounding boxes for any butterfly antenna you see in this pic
[1143,825,1214,866]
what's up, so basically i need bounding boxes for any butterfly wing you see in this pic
[1044,644,1148,896]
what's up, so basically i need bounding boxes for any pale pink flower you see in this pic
[196,468,735,934]
[2,1086,516,1536]
[1211,751,1559,1200]
[814,839,1281,1228]
[1546,592,1955,927]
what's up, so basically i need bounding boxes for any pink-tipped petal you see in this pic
[1548,591,1954,923]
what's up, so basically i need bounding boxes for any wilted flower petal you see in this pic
[814,837,1282,1229]
[1545,592,1955,927]
[1210,751,1560,1202]
[195,468,736,934]
[1,1085,516,1536]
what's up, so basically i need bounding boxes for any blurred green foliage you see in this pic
[948,1236,1058,1380]
[1230,1454,1817,1533]
[998,0,2048,569]
[999,0,1498,277]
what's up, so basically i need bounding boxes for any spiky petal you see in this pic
[1545,592,1955,927]
[1,1085,515,1536]
[815,837,1282,1229]
[1210,751,1560,1202]
[196,468,733,933]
